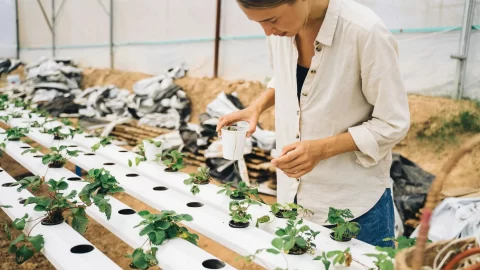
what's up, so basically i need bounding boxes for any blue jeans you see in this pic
[294,189,395,247]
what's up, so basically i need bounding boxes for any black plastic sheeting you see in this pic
[390,153,435,236]
[39,95,85,117]
[206,158,242,185]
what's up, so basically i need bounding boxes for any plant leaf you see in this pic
[271,238,283,250]
[266,248,280,254]
[71,208,89,235]
[15,245,34,264]
[27,235,45,252]
[0,205,12,208]
[294,236,307,248]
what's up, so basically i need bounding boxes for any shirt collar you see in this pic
[315,0,342,46]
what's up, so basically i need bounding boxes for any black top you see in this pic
[296,64,309,101]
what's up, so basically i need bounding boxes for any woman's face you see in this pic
[239,1,309,37]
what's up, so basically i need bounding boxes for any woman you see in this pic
[216,0,410,247]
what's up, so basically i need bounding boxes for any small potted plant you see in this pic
[29,120,42,128]
[326,207,360,242]
[143,139,163,161]
[217,181,265,203]
[314,248,352,270]
[10,112,23,119]
[2,213,45,264]
[228,198,260,228]
[221,124,248,161]
[271,202,314,219]
[5,127,29,141]
[24,145,80,168]
[128,143,147,167]
[91,136,113,151]
[271,219,320,255]
[125,210,199,269]
[79,168,125,219]
[162,149,185,172]
[44,126,70,140]
[183,166,210,195]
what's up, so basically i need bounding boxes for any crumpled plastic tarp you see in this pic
[0,58,22,75]
[410,198,480,242]
[76,85,131,118]
[390,153,435,236]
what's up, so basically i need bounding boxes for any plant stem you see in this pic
[27,219,43,237]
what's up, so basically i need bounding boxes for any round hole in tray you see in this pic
[20,146,30,149]
[84,153,95,156]
[2,182,15,187]
[68,145,78,148]
[153,186,168,191]
[19,199,26,204]
[0,170,3,172]
[118,209,136,215]
[33,155,43,158]
[202,259,226,269]
[67,177,82,181]
[118,150,128,153]
[70,244,94,254]
[84,135,94,138]
[187,202,204,208]
[126,174,139,177]
[103,163,115,166]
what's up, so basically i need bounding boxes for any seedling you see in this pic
[10,112,23,118]
[128,143,146,167]
[29,121,42,128]
[60,118,73,126]
[314,248,352,270]
[12,98,28,109]
[125,210,199,269]
[162,149,185,172]
[226,126,238,131]
[0,115,10,122]
[217,181,265,203]
[78,168,125,220]
[3,213,45,265]
[256,202,314,227]
[326,207,360,242]
[91,136,113,152]
[23,178,91,234]
[11,175,44,192]
[23,145,79,168]
[183,166,210,195]
[44,126,71,140]
[229,198,261,228]
[364,253,394,270]
[5,127,29,141]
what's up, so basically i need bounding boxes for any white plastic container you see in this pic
[143,139,164,161]
[221,125,248,160]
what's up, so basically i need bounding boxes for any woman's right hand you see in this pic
[216,105,261,137]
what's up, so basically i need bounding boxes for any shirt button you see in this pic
[302,92,307,97]
[316,46,322,52]
[310,70,316,74]
[296,178,300,182]
[315,40,320,46]
[296,134,300,139]
[296,110,299,115]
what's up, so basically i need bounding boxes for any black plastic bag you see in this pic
[390,153,435,236]
[206,158,242,184]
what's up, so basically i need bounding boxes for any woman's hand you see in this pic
[216,105,262,137]
[271,140,331,178]
[272,133,359,178]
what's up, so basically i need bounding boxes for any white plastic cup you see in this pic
[221,125,248,161]
[143,139,164,161]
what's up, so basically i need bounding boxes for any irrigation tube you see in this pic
[18,25,480,51]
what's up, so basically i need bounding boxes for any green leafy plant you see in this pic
[12,98,28,109]
[44,126,70,140]
[60,118,73,126]
[23,179,90,234]
[29,121,42,128]
[145,139,163,148]
[5,127,29,141]
[0,115,10,122]
[125,210,199,269]
[217,181,265,203]
[183,166,210,195]
[271,219,320,255]
[3,213,45,265]
[128,144,146,167]
[326,207,360,241]
[10,112,23,118]
[162,150,185,172]
[11,175,44,192]
[364,253,394,270]
[229,198,261,226]
[91,136,113,152]
[313,248,352,270]
[78,168,125,219]
[24,145,80,168]
[0,205,12,208]
[256,202,314,228]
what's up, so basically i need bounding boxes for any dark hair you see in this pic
[237,0,297,9]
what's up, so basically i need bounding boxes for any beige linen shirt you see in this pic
[267,0,410,224]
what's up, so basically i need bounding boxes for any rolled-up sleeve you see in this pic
[348,22,410,168]
[266,36,276,90]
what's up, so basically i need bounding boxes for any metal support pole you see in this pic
[213,0,222,78]
[110,0,114,68]
[52,0,56,57]
[451,0,476,99]
[15,0,20,59]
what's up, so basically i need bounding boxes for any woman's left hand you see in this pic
[271,139,331,179]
